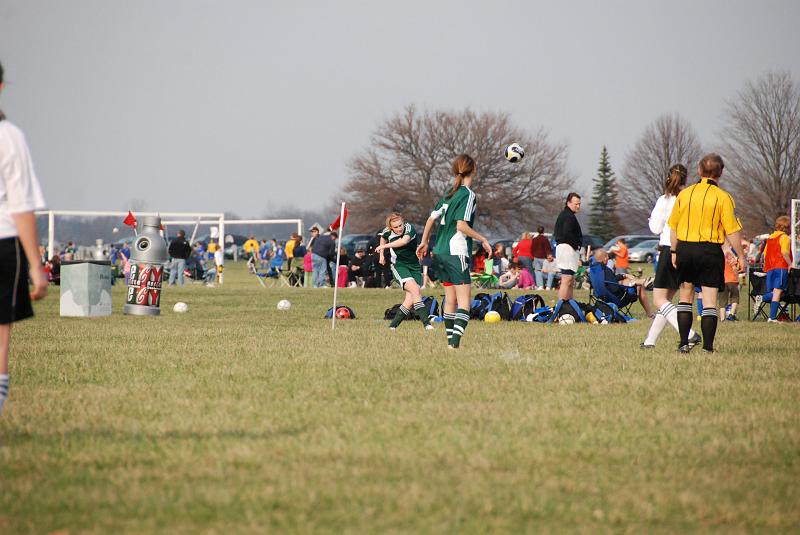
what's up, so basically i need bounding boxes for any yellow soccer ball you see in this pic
[484,311,501,323]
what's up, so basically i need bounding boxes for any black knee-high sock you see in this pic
[676,302,693,346]
[700,307,718,351]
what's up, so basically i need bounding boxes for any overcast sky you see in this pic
[1,0,798,220]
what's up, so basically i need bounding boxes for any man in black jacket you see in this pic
[553,193,582,302]
[168,230,192,286]
[311,230,336,287]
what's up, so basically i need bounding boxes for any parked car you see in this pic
[581,234,606,255]
[223,234,248,259]
[603,234,658,250]
[628,239,660,263]
[341,233,375,257]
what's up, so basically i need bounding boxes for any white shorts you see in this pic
[555,243,579,274]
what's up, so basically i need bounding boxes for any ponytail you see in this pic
[665,164,687,197]
[447,154,475,198]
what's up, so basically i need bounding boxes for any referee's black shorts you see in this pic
[0,237,34,325]
[653,245,679,290]
[675,240,724,291]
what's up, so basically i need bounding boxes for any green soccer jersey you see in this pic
[381,222,418,266]
[431,185,476,257]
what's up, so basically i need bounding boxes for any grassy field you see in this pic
[1,262,798,534]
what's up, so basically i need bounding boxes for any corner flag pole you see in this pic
[331,201,346,330]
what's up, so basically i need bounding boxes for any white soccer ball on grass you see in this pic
[277,299,292,311]
[558,314,575,325]
[173,302,189,313]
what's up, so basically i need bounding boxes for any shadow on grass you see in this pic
[0,425,308,444]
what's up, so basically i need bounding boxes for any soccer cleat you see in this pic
[677,344,693,354]
[389,326,397,331]
[767,318,779,323]
[726,314,738,321]
[425,324,434,330]
[687,333,702,349]
[701,348,715,354]
[639,343,655,350]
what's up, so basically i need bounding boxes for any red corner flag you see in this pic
[329,206,348,232]
[123,211,137,228]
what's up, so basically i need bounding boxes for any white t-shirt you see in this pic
[648,194,676,247]
[0,120,46,239]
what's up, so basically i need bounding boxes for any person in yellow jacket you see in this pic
[285,232,298,264]
[243,235,259,261]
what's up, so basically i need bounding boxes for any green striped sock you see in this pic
[389,305,410,329]
[0,374,8,414]
[451,308,471,348]
[413,301,431,327]
[443,312,455,346]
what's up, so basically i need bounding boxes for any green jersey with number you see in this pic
[431,185,476,257]
[381,222,418,266]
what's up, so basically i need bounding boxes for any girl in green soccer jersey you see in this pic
[416,154,492,349]
[375,212,433,331]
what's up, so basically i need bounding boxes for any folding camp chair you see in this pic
[748,269,768,320]
[471,259,498,288]
[586,261,637,317]
[750,267,800,321]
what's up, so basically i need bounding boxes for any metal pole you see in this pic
[219,215,225,284]
[792,199,798,268]
[331,202,346,330]
[47,210,55,261]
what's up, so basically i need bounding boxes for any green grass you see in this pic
[1,263,798,534]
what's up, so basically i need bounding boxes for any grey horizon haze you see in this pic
[1,0,798,222]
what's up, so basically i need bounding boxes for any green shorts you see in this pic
[391,262,422,287]
[433,254,471,285]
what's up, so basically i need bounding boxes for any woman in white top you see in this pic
[0,61,48,414]
[641,164,700,349]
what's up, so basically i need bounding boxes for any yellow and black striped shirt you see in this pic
[667,178,742,243]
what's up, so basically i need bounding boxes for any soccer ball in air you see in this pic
[484,311,501,323]
[277,299,291,311]
[504,143,525,163]
[173,302,189,313]
[558,314,575,325]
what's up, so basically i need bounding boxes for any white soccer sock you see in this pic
[0,374,9,414]
[644,309,669,346]
[645,302,697,346]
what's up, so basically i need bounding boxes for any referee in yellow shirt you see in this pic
[667,153,746,353]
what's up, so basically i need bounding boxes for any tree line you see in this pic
[341,70,800,240]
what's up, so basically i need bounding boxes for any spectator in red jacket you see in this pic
[512,232,535,284]
[531,225,552,291]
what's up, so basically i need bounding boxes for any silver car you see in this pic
[628,239,660,263]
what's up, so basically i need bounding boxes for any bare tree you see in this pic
[620,113,704,227]
[720,71,800,234]
[343,105,575,233]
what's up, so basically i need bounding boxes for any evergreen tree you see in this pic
[588,146,623,241]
